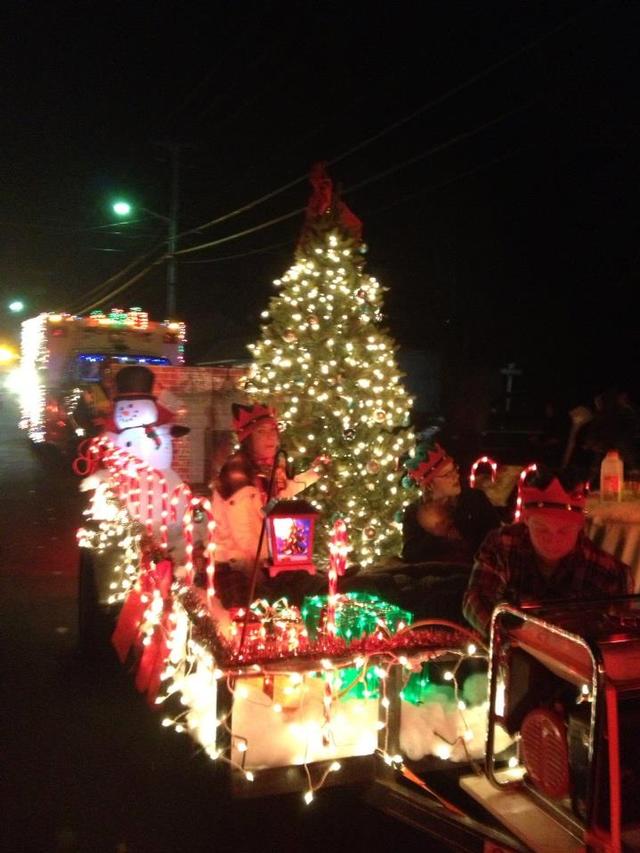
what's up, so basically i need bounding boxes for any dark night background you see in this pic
[1,7,640,850]
[2,0,639,423]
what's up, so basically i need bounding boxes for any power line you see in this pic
[174,207,305,257]
[195,35,291,125]
[178,147,526,264]
[0,217,149,234]
[328,2,605,171]
[79,91,539,297]
[66,147,525,311]
[176,1,603,243]
[177,177,308,241]
[165,5,283,129]
[86,247,125,253]
[73,255,166,315]
[66,239,167,314]
[182,148,525,263]
[366,147,526,217]
[345,97,537,197]
[181,239,290,264]
[73,146,525,306]
[67,3,608,309]
[174,96,535,258]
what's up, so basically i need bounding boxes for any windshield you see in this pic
[74,353,170,382]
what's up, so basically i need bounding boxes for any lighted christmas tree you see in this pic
[247,164,415,567]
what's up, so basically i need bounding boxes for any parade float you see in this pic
[77,409,517,848]
[78,407,640,851]
[74,169,640,852]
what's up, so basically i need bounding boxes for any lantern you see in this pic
[264,499,319,578]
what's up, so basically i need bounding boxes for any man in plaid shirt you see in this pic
[463,468,632,636]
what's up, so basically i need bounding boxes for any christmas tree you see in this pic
[247,164,415,567]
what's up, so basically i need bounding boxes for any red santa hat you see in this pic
[520,474,586,524]
[232,403,278,443]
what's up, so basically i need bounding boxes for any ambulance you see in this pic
[18,307,185,449]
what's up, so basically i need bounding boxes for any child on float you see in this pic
[211,403,329,607]
[402,440,500,566]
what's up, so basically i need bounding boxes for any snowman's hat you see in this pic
[114,365,156,401]
[111,365,189,437]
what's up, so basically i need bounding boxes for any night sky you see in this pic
[2,0,639,415]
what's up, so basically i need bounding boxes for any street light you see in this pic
[112,200,132,217]
[112,200,169,223]
[8,300,25,313]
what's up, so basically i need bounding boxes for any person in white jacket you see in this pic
[211,403,328,605]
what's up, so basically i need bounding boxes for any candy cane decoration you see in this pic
[182,496,216,595]
[158,473,169,550]
[182,501,195,587]
[469,455,498,489]
[170,482,191,523]
[145,468,155,537]
[326,519,349,636]
[514,463,538,522]
[88,435,172,550]
[197,497,216,598]
[83,435,217,592]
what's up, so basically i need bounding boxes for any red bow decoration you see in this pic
[305,162,363,242]
[112,558,173,664]
[135,612,171,704]
[308,162,333,218]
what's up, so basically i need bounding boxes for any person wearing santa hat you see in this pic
[463,466,632,636]
[402,441,500,566]
[211,403,329,606]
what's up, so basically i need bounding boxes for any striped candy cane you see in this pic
[514,463,538,522]
[469,455,498,489]
[327,519,349,637]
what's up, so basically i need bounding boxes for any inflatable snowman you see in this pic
[81,365,191,560]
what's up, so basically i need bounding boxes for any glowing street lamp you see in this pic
[112,200,132,217]
[112,198,169,223]
[8,300,25,313]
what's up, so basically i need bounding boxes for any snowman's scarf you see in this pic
[104,410,162,439]
[84,435,216,597]
[113,420,162,448]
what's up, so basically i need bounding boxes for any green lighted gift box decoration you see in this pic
[301,592,414,702]
[265,499,320,578]
[301,591,413,642]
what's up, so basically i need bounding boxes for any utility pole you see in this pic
[153,141,181,318]
[165,142,180,319]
